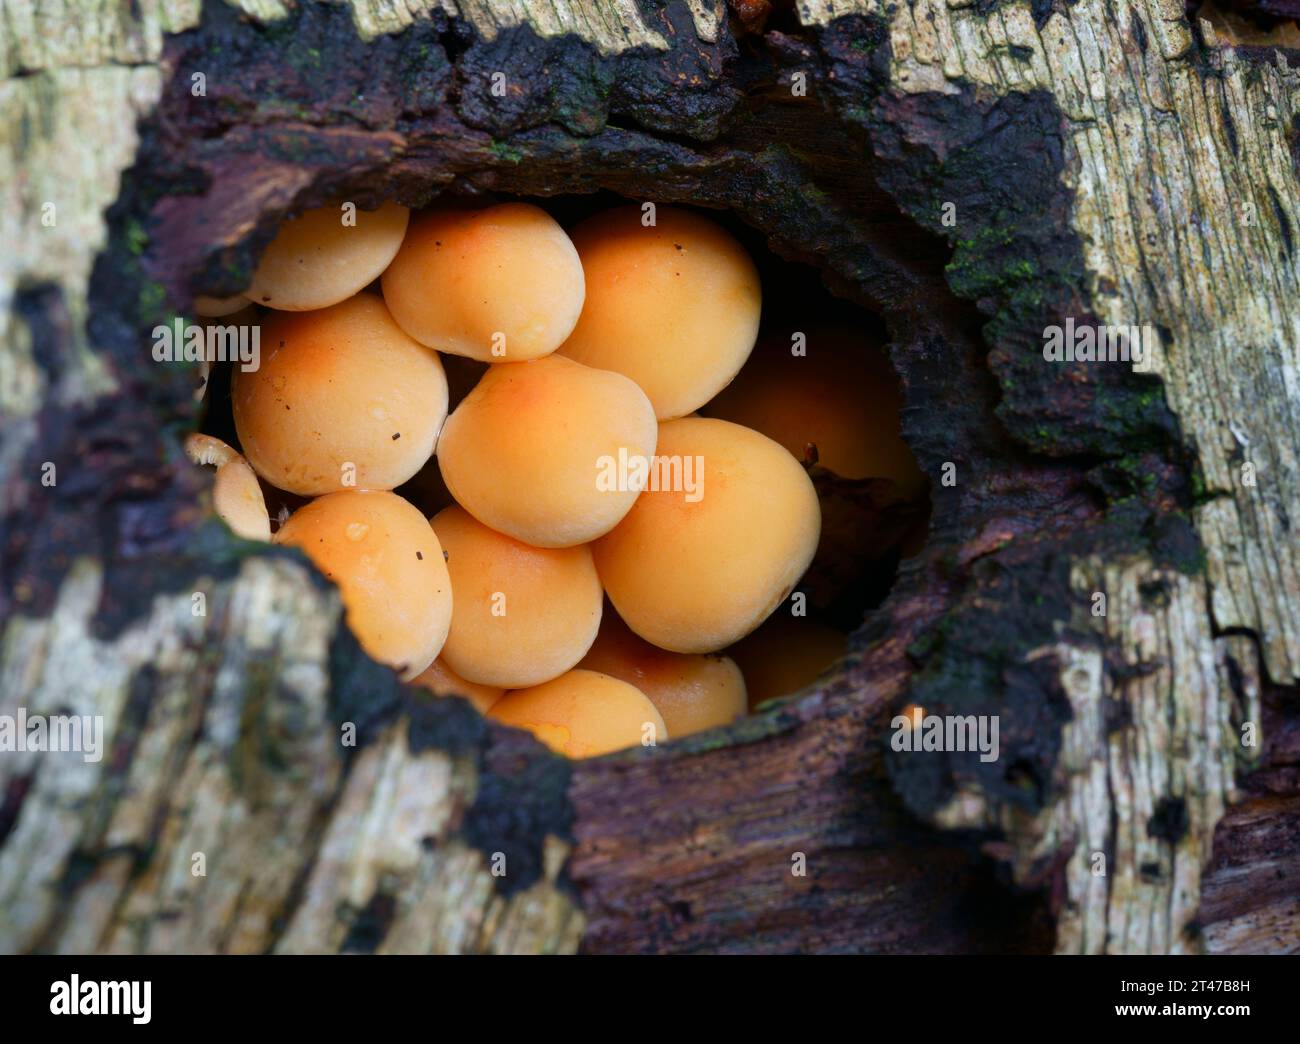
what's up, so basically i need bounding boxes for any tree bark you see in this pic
[1,0,1297,954]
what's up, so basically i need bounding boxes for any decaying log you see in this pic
[1,0,1297,954]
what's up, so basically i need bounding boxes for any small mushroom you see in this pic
[593,417,821,654]
[431,504,603,689]
[436,354,657,547]
[274,489,452,681]
[249,200,409,312]
[382,202,585,362]
[184,433,271,542]
[487,669,667,758]
[231,294,448,497]
[703,327,925,494]
[412,659,503,715]
[193,294,250,318]
[579,610,746,738]
[557,205,761,419]
[726,612,847,710]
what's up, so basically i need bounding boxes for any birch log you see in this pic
[0,0,1296,953]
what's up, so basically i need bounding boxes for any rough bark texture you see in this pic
[1,0,1297,954]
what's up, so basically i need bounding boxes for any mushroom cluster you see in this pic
[190,198,922,758]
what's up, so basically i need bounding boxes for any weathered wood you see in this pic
[1201,675,1300,953]
[2,0,1298,954]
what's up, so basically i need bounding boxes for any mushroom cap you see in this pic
[488,669,667,758]
[431,505,603,688]
[437,354,657,548]
[232,294,448,497]
[274,490,452,680]
[184,434,271,542]
[557,205,761,419]
[703,328,925,492]
[593,416,821,654]
[381,203,585,362]
[193,294,249,317]
[211,458,272,542]
[248,200,409,312]
[726,612,847,710]
[579,610,745,737]
[185,432,241,469]
[412,658,503,715]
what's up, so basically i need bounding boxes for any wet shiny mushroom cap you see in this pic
[594,417,821,654]
[382,202,585,362]
[488,669,667,758]
[275,489,452,681]
[431,505,603,690]
[232,294,448,497]
[558,205,761,419]
[436,354,657,548]
[579,610,746,738]
[249,200,410,312]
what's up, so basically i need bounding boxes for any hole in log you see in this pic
[190,188,933,740]
[68,2,1070,952]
